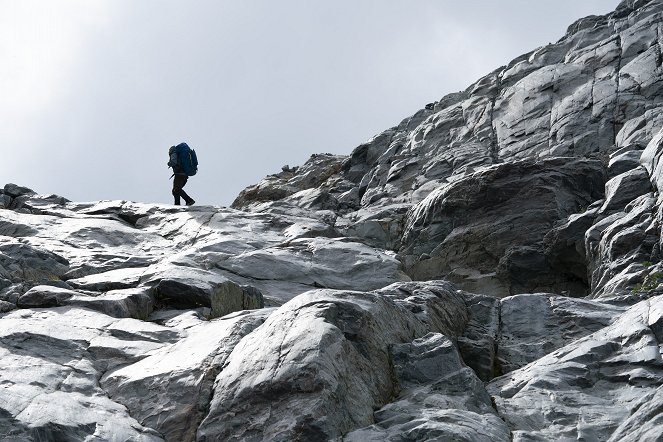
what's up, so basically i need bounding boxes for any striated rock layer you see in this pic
[3,0,663,440]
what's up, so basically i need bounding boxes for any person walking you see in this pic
[168,142,198,206]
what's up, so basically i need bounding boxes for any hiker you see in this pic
[167,142,198,206]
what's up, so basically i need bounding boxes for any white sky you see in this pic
[1,0,621,206]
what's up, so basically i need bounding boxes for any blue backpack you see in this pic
[168,143,198,176]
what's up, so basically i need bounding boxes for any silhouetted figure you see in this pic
[167,143,198,206]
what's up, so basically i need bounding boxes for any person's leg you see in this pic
[181,187,194,205]
[172,175,187,205]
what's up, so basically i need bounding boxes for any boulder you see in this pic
[0,300,15,313]
[68,288,155,319]
[3,183,36,198]
[142,265,232,309]
[599,166,652,214]
[16,285,78,308]
[608,148,643,177]
[0,194,11,209]
[197,282,468,441]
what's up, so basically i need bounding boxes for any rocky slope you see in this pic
[3,0,663,440]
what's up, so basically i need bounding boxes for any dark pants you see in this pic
[172,174,194,205]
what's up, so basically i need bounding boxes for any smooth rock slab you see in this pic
[216,236,411,298]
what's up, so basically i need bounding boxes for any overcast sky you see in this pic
[2,0,621,206]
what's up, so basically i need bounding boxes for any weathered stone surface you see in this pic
[214,236,411,299]
[586,193,660,297]
[457,293,501,382]
[0,194,11,209]
[608,148,643,177]
[457,292,627,382]
[103,309,271,442]
[607,384,663,442]
[209,281,264,319]
[5,1,663,440]
[0,238,70,295]
[198,282,468,441]
[0,300,15,313]
[496,293,626,374]
[68,288,155,319]
[599,166,652,214]
[489,295,663,441]
[232,153,347,210]
[400,158,606,297]
[344,333,511,442]
[0,307,173,440]
[16,285,77,308]
[3,183,36,198]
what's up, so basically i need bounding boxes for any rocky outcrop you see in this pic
[488,294,663,441]
[6,1,663,441]
[400,157,606,297]
[198,282,468,441]
[234,0,663,300]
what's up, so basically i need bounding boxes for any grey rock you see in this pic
[608,148,643,177]
[67,266,145,291]
[543,206,600,289]
[0,238,70,287]
[0,194,11,209]
[232,153,346,210]
[457,293,501,381]
[3,183,36,198]
[607,384,663,442]
[0,300,15,312]
[336,203,410,251]
[147,267,228,309]
[586,193,659,297]
[215,236,411,301]
[68,288,155,319]
[4,1,663,440]
[209,281,264,319]
[641,124,663,190]
[489,295,663,441]
[344,333,511,442]
[496,293,626,374]
[400,158,606,297]
[599,166,652,214]
[0,307,173,440]
[102,309,270,442]
[16,285,77,308]
[198,282,468,441]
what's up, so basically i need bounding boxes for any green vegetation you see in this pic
[632,271,663,292]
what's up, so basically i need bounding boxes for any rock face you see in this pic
[5,1,663,440]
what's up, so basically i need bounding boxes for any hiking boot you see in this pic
[186,199,196,206]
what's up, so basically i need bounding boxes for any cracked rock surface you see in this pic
[5,1,663,440]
